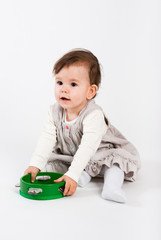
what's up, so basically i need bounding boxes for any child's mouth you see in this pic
[60,97,70,101]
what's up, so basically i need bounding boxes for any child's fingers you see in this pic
[54,176,64,183]
[68,186,75,196]
[31,172,37,182]
[63,183,70,196]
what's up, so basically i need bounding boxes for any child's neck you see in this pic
[65,100,90,121]
[66,111,78,121]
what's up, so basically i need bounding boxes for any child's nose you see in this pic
[61,85,69,93]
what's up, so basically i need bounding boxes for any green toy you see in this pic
[20,172,66,200]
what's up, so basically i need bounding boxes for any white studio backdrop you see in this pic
[0,0,160,176]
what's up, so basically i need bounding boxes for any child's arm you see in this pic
[65,109,107,182]
[24,106,57,182]
[55,110,107,195]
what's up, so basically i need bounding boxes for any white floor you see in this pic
[0,158,161,240]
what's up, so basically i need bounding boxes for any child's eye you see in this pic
[57,81,63,85]
[71,82,77,87]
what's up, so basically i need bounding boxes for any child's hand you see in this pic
[24,166,40,182]
[54,175,77,196]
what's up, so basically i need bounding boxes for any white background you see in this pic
[0,0,160,240]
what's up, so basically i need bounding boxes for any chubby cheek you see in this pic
[71,91,85,102]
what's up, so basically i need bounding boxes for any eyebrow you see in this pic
[70,78,80,82]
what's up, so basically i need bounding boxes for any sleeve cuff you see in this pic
[29,158,47,171]
[64,170,81,183]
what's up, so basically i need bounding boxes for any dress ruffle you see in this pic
[85,148,140,181]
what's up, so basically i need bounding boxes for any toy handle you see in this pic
[28,188,42,195]
[58,185,65,193]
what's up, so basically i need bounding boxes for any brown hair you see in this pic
[53,48,101,89]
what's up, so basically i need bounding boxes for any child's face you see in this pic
[54,64,97,116]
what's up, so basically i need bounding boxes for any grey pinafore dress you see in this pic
[43,99,140,181]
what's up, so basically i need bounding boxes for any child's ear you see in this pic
[87,84,98,99]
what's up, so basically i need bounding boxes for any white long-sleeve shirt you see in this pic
[30,107,107,182]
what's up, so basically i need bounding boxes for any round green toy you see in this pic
[20,172,66,200]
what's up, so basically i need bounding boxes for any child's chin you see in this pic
[59,101,72,109]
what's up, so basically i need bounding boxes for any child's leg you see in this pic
[78,170,91,187]
[101,165,127,203]
[42,160,69,174]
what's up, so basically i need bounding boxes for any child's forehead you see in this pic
[56,63,89,78]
